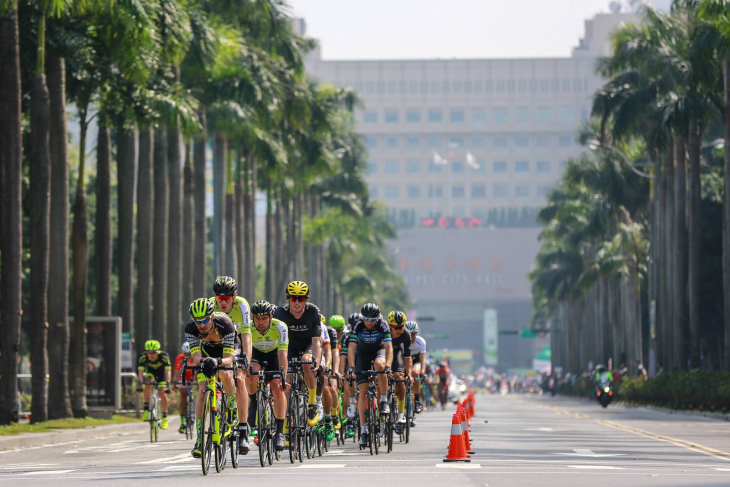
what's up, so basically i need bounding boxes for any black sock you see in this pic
[248,395,257,427]
[162,412,167,418]
[276,418,284,434]
[144,402,149,410]
[415,394,420,401]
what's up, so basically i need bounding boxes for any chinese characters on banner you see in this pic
[420,216,482,228]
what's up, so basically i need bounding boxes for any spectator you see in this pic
[656,362,664,376]
[636,360,648,378]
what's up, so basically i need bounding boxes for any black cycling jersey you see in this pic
[339,332,351,356]
[391,329,411,356]
[273,303,322,353]
[325,325,338,347]
[138,351,172,372]
[184,312,238,356]
[350,318,391,354]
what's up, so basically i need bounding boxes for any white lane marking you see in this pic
[22,470,76,475]
[157,465,200,471]
[568,465,623,470]
[297,464,345,469]
[435,464,481,469]
[555,449,625,457]
[539,428,553,431]
[714,468,730,471]
[136,453,191,464]
[0,464,58,469]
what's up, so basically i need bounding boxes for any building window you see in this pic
[537,186,550,197]
[377,81,385,93]
[493,135,508,149]
[559,135,573,147]
[472,185,487,198]
[451,161,465,173]
[387,81,396,93]
[464,81,472,93]
[472,159,486,172]
[515,161,529,173]
[399,81,407,93]
[580,107,589,122]
[363,136,377,149]
[515,134,529,148]
[486,80,494,92]
[537,134,551,148]
[529,79,538,92]
[537,160,551,173]
[493,161,508,173]
[496,80,505,92]
[493,107,508,124]
[551,79,559,92]
[409,81,418,93]
[515,107,530,123]
[430,81,440,93]
[385,109,399,123]
[449,136,464,149]
[562,79,571,92]
[516,185,529,198]
[494,184,508,198]
[429,161,443,174]
[518,79,527,92]
[366,81,374,93]
[471,135,487,148]
[558,107,574,123]
[474,80,483,92]
[450,108,465,123]
[420,80,428,93]
[429,184,443,198]
[428,136,442,149]
[407,185,421,199]
[368,161,378,174]
[384,184,400,199]
[407,137,420,149]
[453,81,462,93]
[507,79,515,92]
[363,111,377,123]
[406,109,421,123]
[385,137,399,149]
[573,78,582,92]
[540,79,548,92]
[472,108,487,124]
[442,80,450,93]
[369,185,378,199]
[559,160,568,171]
[428,109,443,123]
[452,185,465,198]
[406,160,421,174]
[537,107,552,123]
[385,161,400,174]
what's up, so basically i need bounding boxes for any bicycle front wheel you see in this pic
[201,390,213,476]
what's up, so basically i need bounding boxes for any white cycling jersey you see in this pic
[410,335,426,356]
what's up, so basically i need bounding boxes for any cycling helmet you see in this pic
[320,314,326,324]
[267,302,278,314]
[181,342,191,354]
[145,339,161,352]
[596,364,607,373]
[405,321,419,334]
[213,276,237,296]
[329,315,345,330]
[387,310,407,326]
[348,313,361,326]
[286,280,309,297]
[361,303,380,319]
[189,298,214,319]
[251,300,273,316]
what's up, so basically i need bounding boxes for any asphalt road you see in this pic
[1,393,730,486]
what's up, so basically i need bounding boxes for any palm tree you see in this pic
[153,127,169,345]
[192,109,207,298]
[137,125,154,355]
[95,117,113,316]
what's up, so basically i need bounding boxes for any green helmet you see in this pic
[145,339,161,352]
[328,315,345,330]
[189,298,214,319]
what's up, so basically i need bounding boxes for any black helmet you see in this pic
[213,276,237,296]
[348,313,362,326]
[361,303,380,319]
[251,300,273,316]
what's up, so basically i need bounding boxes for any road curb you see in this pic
[0,417,180,452]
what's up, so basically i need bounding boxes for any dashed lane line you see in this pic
[21,469,76,475]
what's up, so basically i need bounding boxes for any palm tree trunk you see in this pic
[182,142,194,311]
[687,120,702,368]
[656,149,666,367]
[674,136,689,370]
[153,128,169,345]
[193,111,207,298]
[265,184,275,299]
[213,134,227,275]
[136,126,154,357]
[70,108,90,418]
[47,54,72,419]
[664,136,675,370]
[117,127,136,335]
[29,59,51,423]
[95,120,112,316]
[243,157,253,297]
[235,153,244,289]
[224,148,237,276]
[277,190,287,289]
[167,117,182,348]
[249,158,257,296]
[724,57,730,371]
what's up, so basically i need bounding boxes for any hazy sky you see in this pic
[288,0,664,60]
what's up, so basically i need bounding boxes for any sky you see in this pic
[288,0,669,60]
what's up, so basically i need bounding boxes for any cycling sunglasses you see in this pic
[194,316,211,325]
[216,295,234,303]
[391,325,404,330]
[363,317,377,322]
[288,296,308,303]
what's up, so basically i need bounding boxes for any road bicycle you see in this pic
[252,363,284,467]
[395,377,412,444]
[287,357,313,464]
[360,369,388,455]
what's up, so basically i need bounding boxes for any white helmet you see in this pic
[405,321,419,334]
[181,342,191,354]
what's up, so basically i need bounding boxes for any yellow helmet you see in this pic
[320,314,326,324]
[387,310,407,327]
[286,280,309,297]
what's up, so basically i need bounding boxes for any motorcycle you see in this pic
[595,377,613,408]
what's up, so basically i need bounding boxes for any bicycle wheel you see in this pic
[186,393,195,440]
[267,412,274,465]
[258,392,268,467]
[288,392,298,463]
[215,403,227,473]
[386,411,393,453]
[405,395,411,444]
[201,390,213,476]
[367,401,375,455]
[230,431,239,468]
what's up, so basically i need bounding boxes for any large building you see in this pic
[305,9,639,372]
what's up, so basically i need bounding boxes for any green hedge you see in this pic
[558,370,730,412]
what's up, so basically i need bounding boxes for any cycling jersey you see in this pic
[138,352,172,384]
[273,303,322,356]
[211,295,251,335]
[391,330,411,373]
[410,336,427,357]
[350,318,391,354]
[184,312,238,357]
[173,353,195,384]
[251,318,289,353]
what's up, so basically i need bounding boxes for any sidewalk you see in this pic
[0,417,180,452]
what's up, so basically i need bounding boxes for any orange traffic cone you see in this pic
[468,391,476,417]
[444,413,471,462]
[459,407,474,454]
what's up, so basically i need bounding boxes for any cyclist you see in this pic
[387,311,412,430]
[339,313,360,438]
[405,321,427,414]
[211,276,252,454]
[185,298,241,458]
[137,340,172,430]
[436,360,451,408]
[244,301,289,452]
[318,314,338,441]
[327,315,346,432]
[347,303,393,448]
[172,342,195,433]
[273,281,323,427]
